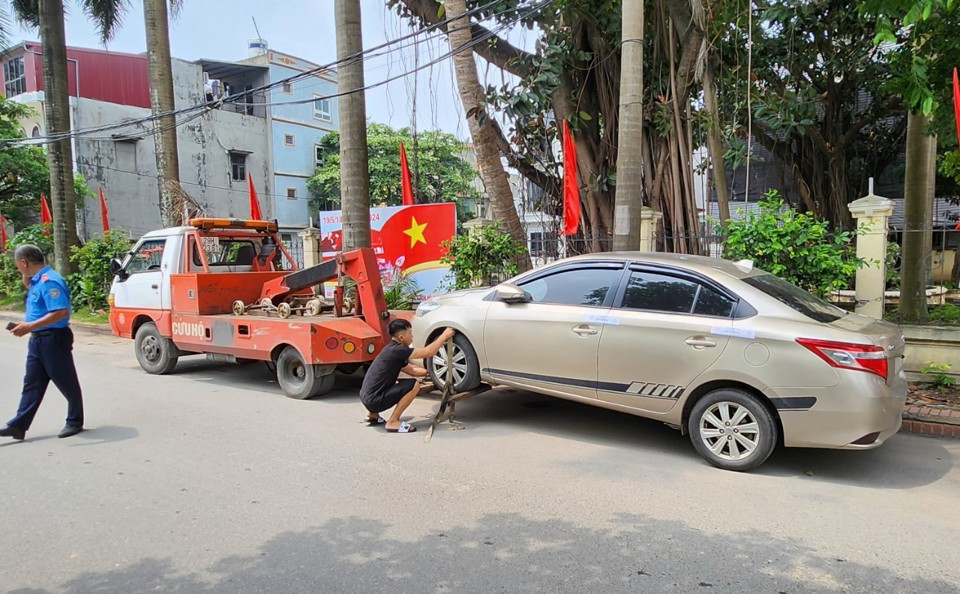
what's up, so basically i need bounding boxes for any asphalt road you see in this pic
[1,330,958,594]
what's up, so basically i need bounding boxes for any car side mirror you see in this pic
[109,257,128,281]
[496,283,531,304]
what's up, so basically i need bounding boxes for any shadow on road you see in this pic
[418,388,955,490]
[9,512,957,594]
[69,425,140,446]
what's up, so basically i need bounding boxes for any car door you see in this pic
[112,237,171,311]
[597,267,736,414]
[482,262,625,400]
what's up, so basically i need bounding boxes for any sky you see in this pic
[6,0,473,137]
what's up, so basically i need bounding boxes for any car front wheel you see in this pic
[688,388,778,472]
[426,333,481,393]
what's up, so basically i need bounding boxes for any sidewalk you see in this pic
[0,311,114,337]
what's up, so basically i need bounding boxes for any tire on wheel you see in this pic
[687,388,778,472]
[134,322,179,375]
[426,332,481,393]
[276,345,332,399]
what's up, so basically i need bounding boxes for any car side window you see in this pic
[621,271,735,317]
[127,239,166,274]
[519,268,621,306]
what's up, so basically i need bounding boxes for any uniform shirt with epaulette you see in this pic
[25,265,71,330]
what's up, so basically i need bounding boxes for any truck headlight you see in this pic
[415,300,441,318]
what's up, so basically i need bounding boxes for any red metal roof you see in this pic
[18,42,150,108]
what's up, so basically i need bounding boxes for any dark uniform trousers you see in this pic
[9,327,84,430]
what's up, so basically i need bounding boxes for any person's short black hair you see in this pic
[388,318,412,336]
[13,244,45,265]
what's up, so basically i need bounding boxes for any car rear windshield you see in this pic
[743,274,847,323]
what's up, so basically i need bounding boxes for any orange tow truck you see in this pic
[108,218,407,398]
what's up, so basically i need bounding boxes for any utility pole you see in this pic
[613,0,644,251]
[335,0,371,249]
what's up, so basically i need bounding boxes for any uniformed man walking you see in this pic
[0,244,84,440]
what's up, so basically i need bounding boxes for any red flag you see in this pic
[99,186,110,232]
[399,141,415,206]
[377,203,457,270]
[953,67,960,147]
[248,176,263,220]
[0,213,7,252]
[561,120,580,236]
[40,194,52,224]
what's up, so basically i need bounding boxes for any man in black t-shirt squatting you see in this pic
[359,319,456,433]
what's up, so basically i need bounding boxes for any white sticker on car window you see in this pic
[711,326,755,339]
[586,314,620,326]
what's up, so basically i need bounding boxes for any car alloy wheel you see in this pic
[433,342,468,387]
[698,402,761,461]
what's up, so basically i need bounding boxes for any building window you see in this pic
[230,152,248,181]
[314,145,324,168]
[313,96,332,122]
[31,126,40,138]
[283,133,295,147]
[281,81,293,94]
[286,187,297,200]
[529,231,557,258]
[4,57,26,97]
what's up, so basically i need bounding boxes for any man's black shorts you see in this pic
[361,378,417,413]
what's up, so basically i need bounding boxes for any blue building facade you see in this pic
[240,48,339,264]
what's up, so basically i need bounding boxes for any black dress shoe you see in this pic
[0,425,26,440]
[58,425,83,439]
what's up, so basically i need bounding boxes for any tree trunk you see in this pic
[703,64,730,224]
[38,0,79,275]
[612,0,644,251]
[445,0,531,270]
[900,111,936,323]
[335,0,371,249]
[144,0,182,228]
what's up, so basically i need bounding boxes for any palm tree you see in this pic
[144,0,181,227]
[11,0,127,274]
[334,0,371,250]
[444,0,530,270]
[612,0,643,251]
[899,111,936,323]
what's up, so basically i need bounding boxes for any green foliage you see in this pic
[382,269,421,310]
[886,241,902,289]
[920,360,956,390]
[718,190,865,297]
[928,303,960,324]
[67,230,131,312]
[0,224,55,300]
[307,123,480,213]
[0,98,49,228]
[441,223,525,290]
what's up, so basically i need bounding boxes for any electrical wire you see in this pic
[0,0,543,147]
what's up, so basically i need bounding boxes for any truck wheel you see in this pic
[688,388,778,472]
[426,333,481,393]
[135,323,179,375]
[276,346,330,399]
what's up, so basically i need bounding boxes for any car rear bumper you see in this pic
[770,370,907,449]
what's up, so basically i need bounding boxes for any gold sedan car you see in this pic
[413,253,906,471]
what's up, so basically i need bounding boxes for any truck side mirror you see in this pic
[109,257,128,281]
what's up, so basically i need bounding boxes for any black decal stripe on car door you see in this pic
[485,368,685,399]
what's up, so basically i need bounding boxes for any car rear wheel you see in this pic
[427,333,480,393]
[688,388,778,472]
[276,346,334,399]
[135,322,179,375]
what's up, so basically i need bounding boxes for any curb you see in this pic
[0,312,114,337]
[900,403,960,439]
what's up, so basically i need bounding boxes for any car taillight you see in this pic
[796,338,887,379]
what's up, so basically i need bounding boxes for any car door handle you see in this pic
[685,337,717,348]
[151,284,159,289]
[572,325,598,336]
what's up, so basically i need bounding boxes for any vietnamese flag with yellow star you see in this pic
[377,203,456,270]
